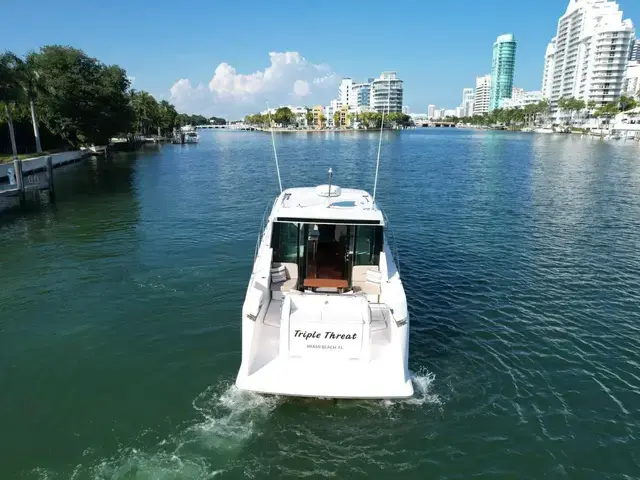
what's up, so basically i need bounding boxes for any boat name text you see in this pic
[293,329,358,340]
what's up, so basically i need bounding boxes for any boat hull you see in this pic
[235,298,413,400]
[236,364,414,399]
[236,188,413,400]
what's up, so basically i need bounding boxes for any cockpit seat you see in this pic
[271,262,299,300]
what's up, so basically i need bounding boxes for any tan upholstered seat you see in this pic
[351,265,381,302]
[271,262,299,299]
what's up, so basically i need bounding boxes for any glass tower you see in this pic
[490,34,517,111]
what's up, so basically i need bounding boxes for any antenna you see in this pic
[372,76,391,204]
[266,101,283,193]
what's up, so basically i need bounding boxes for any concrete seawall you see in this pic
[0,149,102,181]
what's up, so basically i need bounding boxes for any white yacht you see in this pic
[181,125,199,143]
[235,182,413,399]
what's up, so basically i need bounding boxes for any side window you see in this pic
[272,222,299,263]
[354,226,383,265]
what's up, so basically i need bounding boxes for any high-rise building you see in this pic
[338,78,355,108]
[512,87,525,100]
[542,0,635,118]
[630,39,640,62]
[427,104,436,118]
[370,71,403,113]
[500,91,543,109]
[542,38,556,99]
[474,74,492,114]
[624,62,640,96]
[490,34,517,111]
[439,108,447,118]
[462,88,474,116]
[402,105,410,114]
[352,82,371,109]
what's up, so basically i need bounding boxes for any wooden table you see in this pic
[303,278,349,292]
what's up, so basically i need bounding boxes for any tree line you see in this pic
[245,106,411,128]
[457,95,638,128]
[0,46,226,158]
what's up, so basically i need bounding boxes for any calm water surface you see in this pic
[1,130,640,479]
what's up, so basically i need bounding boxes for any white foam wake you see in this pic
[379,367,441,408]
[31,382,280,480]
[407,367,441,406]
[186,382,281,452]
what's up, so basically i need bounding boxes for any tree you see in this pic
[274,107,295,126]
[594,103,620,133]
[387,112,401,127]
[28,45,134,145]
[618,95,637,112]
[318,113,326,128]
[0,51,24,159]
[536,99,550,125]
[523,103,537,126]
[18,55,44,153]
[305,110,313,128]
[558,97,585,125]
[131,90,160,135]
[358,111,383,129]
[333,111,341,128]
[158,100,177,134]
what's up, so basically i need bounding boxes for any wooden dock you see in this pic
[1,156,56,204]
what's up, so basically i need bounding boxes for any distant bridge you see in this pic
[417,122,457,128]
[195,124,256,131]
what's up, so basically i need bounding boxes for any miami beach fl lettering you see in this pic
[293,329,357,351]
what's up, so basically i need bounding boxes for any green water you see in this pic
[1,130,640,479]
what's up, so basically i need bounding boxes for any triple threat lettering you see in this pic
[294,330,358,340]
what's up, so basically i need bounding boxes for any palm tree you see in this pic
[0,51,23,160]
[618,95,637,112]
[20,55,43,153]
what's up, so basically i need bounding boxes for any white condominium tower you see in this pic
[352,81,372,109]
[462,88,474,117]
[338,78,356,108]
[474,75,491,114]
[542,0,635,115]
[631,39,640,62]
[542,38,557,99]
[370,71,403,113]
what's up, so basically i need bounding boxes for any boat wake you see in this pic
[29,382,280,480]
[408,367,442,406]
[187,382,282,452]
[376,367,442,408]
[30,374,439,478]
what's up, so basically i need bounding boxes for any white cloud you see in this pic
[312,73,337,86]
[293,80,310,97]
[170,78,191,98]
[169,52,339,119]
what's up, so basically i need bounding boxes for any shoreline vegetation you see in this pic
[1,46,226,162]
[244,107,412,130]
[253,127,401,133]
[245,97,639,136]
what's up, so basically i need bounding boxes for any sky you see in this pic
[2,0,639,119]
